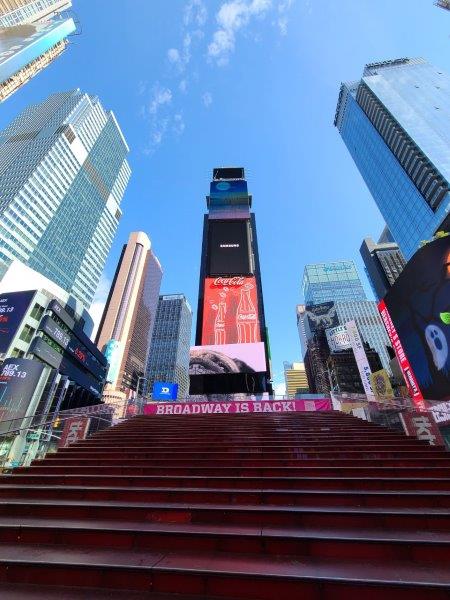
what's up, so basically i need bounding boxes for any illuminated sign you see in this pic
[189,342,266,375]
[152,382,178,400]
[0,290,35,354]
[201,277,261,345]
[207,220,252,276]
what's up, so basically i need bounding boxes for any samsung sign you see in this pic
[152,382,178,401]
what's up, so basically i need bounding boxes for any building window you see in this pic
[30,303,45,321]
[19,325,35,344]
[11,348,25,358]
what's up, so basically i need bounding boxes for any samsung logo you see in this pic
[220,244,239,248]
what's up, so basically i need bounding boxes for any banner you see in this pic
[144,399,332,415]
[400,411,444,447]
[370,369,395,402]
[58,416,90,448]
[378,299,424,406]
[326,324,351,352]
[345,320,375,400]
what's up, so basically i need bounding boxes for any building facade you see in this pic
[360,236,406,300]
[0,1,75,102]
[328,345,383,395]
[302,261,366,306]
[96,232,162,397]
[0,90,131,307]
[146,294,192,400]
[335,58,450,259]
[283,361,309,397]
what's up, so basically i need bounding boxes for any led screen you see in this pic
[0,358,45,427]
[201,276,261,345]
[305,302,339,335]
[207,220,252,276]
[189,342,266,375]
[0,290,35,354]
[380,236,450,401]
[209,179,248,205]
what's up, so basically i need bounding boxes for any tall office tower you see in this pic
[335,58,450,259]
[0,1,71,26]
[302,261,367,305]
[146,294,192,399]
[296,304,308,357]
[0,1,75,102]
[435,1,450,11]
[283,361,309,397]
[192,167,272,396]
[96,232,162,396]
[360,237,406,300]
[334,301,392,372]
[0,90,131,307]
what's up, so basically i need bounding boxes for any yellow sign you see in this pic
[370,369,394,402]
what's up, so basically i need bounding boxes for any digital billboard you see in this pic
[0,358,46,426]
[209,179,248,205]
[207,220,252,276]
[189,342,266,375]
[305,302,339,335]
[152,382,179,400]
[325,324,351,352]
[380,236,450,402]
[0,290,35,354]
[0,19,75,85]
[201,276,261,345]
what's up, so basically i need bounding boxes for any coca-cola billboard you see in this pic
[201,277,261,346]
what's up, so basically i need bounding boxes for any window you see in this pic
[30,303,45,321]
[19,325,35,344]
[11,348,24,358]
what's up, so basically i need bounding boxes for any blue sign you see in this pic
[152,382,178,400]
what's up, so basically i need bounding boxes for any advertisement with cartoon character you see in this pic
[379,236,450,401]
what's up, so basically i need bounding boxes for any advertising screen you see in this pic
[326,324,351,352]
[0,19,75,84]
[380,236,450,401]
[152,382,179,400]
[207,220,252,276]
[189,342,266,375]
[201,276,261,345]
[305,302,339,335]
[0,290,35,354]
[0,358,45,426]
[209,179,248,205]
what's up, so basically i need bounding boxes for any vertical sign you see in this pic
[58,416,90,448]
[378,299,424,407]
[345,320,375,401]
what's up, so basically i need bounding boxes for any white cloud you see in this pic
[277,0,294,34]
[167,48,180,63]
[184,0,207,27]
[89,272,111,341]
[173,113,185,135]
[207,0,273,65]
[202,91,213,107]
[148,85,172,115]
[273,382,286,397]
[179,79,188,93]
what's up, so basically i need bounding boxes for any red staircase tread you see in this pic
[0,516,449,544]
[0,543,449,588]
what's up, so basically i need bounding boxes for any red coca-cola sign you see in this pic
[202,276,261,345]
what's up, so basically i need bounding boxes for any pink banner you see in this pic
[144,399,331,416]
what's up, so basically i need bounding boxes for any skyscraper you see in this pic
[360,236,406,300]
[335,58,450,259]
[283,361,309,397]
[192,167,272,395]
[302,261,367,305]
[0,90,131,307]
[96,232,162,396]
[146,294,192,399]
[0,1,75,102]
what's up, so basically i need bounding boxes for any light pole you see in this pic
[136,376,148,414]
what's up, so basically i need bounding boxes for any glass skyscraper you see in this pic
[146,294,192,399]
[302,261,366,305]
[0,90,131,307]
[335,58,450,259]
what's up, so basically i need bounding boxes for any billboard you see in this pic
[326,324,351,352]
[0,358,45,424]
[346,320,375,400]
[370,369,395,402]
[201,276,261,345]
[152,382,179,400]
[380,236,450,402]
[58,416,90,448]
[189,342,266,375]
[305,302,339,335]
[209,179,248,205]
[0,290,35,354]
[103,339,124,385]
[207,220,252,276]
[0,19,75,85]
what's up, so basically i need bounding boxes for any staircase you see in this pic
[0,410,449,599]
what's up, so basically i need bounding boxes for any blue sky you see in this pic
[1,0,449,389]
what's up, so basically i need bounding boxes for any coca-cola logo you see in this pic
[237,313,256,321]
[213,277,245,287]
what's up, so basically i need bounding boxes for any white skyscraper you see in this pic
[0,89,131,307]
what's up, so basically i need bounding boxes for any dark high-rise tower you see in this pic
[191,167,272,395]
